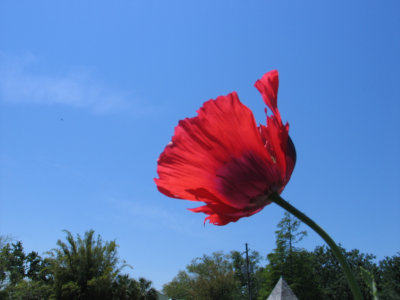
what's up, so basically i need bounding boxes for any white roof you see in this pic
[266,277,299,300]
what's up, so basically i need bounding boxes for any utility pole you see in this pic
[245,243,252,300]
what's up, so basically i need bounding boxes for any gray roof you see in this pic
[266,277,299,300]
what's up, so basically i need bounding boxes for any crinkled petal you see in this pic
[155,92,272,211]
[254,70,282,123]
[189,203,265,226]
[256,70,296,187]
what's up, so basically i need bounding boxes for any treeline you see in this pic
[1,216,399,300]
[163,213,400,300]
[0,230,157,300]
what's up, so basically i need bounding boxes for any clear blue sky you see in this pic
[1,0,399,290]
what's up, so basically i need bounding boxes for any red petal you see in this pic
[155,92,272,210]
[189,202,265,226]
[256,70,296,187]
[285,136,296,184]
[254,70,282,123]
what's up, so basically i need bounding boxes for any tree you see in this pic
[0,231,157,300]
[311,245,378,300]
[2,241,26,286]
[187,252,240,300]
[0,241,49,286]
[113,274,140,300]
[4,280,53,300]
[0,236,12,250]
[48,229,125,300]
[259,249,321,300]
[258,212,383,299]
[275,212,307,273]
[137,277,157,300]
[112,275,157,300]
[230,249,263,299]
[258,212,319,299]
[377,253,400,299]
[163,252,243,300]
[0,241,53,300]
[162,270,193,300]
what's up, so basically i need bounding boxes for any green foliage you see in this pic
[0,241,54,299]
[112,276,157,300]
[312,245,379,300]
[137,277,158,300]
[163,251,259,300]
[257,212,385,300]
[0,241,51,287]
[5,280,54,300]
[257,211,320,300]
[0,236,12,253]
[163,270,193,300]
[47,230,121,299]
[260,249,322,300]
[0,230,157,300]
[377,253,400,299]
[186,252,240,300]
[113,274,140,299]
[163,212,400,300]
[230,249,263,299]
[1,225,399,300]
[2,242,26,285]
[360,266,378,300]
[275,212,307,256]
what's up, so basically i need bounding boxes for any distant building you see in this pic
[266,277,299,300]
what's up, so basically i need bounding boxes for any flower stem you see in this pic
[269,192,364,300]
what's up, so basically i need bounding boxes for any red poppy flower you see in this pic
[155,70,296,225]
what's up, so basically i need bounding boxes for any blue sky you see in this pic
[1,0,399,290]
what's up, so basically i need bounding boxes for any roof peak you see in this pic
[266,277,299,300]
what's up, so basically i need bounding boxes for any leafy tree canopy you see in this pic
[0,230,157,300]
[163,251,263,300]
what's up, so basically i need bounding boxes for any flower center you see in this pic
[215,151,276,209]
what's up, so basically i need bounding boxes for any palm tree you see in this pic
[137,277,158,300]
[48,230,126,300]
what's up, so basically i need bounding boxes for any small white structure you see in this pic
[266,277,299,300]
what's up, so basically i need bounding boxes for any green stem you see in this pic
[269,192,364,300]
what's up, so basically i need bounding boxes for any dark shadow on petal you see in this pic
[185,188,221,202]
